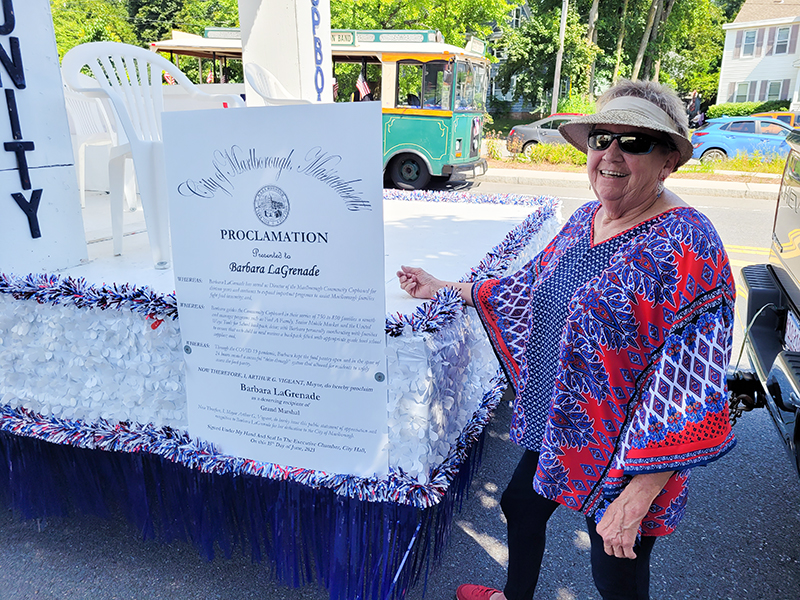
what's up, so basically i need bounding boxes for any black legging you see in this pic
[501,450,657,600]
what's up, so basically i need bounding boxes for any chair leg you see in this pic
[123,159,140,212]
[137,148,171,270]
[108,153,126,256]
[78,143,87,208]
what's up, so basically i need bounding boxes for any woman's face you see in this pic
[587,124,681,213]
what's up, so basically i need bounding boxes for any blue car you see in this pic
[691,116,792,162]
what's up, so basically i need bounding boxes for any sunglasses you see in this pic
[587,130,664,155]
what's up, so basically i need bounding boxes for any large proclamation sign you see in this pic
[162,102,388,477]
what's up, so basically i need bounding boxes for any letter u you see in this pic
[0,0,14,36]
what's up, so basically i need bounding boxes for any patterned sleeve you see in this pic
[472,260,537,395]
[615,220,737,477]
[472,203,596,395]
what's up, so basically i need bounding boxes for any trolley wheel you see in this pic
[389,154,431,190]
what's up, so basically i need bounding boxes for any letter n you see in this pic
[0,36,23,89]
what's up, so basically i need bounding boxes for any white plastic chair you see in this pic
[63,83,138,212]
[62,42,245,269]
[244,63,311,105]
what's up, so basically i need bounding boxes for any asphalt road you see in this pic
[1,180,798,600]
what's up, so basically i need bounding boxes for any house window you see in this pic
[510,7,523,29]
[775,27,791,54]
[768,80,783,101]
[742,30,757,57]
[735,82,750,102]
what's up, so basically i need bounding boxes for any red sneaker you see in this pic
[455,584,503,600]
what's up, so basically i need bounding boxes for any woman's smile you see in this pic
[598,169,627,178]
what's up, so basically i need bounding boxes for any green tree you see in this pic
[656,0,726,100]
[714,0,746,20]
[496,8,601,107]
[174,0,238,35]
[126,0,184,45]
[172,0,240,82]
[580,0,726,100]
[51,0,137,59]
[330,0,521,46]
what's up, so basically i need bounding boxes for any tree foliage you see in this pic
[50,0,739,105]
[51,0,137,59]
[502,0,737,105]
[51,0,242,81]
[51,0,240,56]
[657,0,726,100]
[330,0,522,46]
[496,8,601,107]
[126,0,184,45]
[173,0,239,36]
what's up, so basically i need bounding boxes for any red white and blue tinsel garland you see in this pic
[0,191,559,600]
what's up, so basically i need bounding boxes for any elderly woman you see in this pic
[397,80,736,600]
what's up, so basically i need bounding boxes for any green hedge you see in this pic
[706,100,791,119]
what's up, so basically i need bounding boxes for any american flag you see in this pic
[206,69,214,84]
[163,72,176,85]
[356,72,370,98]
[332,78,339,98]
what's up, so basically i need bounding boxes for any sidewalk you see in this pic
[478,166,782,200]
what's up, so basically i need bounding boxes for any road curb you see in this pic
[478,171,780,200]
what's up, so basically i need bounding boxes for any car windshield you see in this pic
[454,61,486,112]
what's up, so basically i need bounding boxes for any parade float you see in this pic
[0,1,560,598]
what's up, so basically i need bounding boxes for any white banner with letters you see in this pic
[162,102,388,477]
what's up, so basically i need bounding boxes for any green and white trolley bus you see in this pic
[151,29,489,190]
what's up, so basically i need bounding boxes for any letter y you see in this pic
[12,188,42,238]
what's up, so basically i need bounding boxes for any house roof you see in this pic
[734,0,800,24]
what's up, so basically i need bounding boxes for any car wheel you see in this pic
[700,148,727,163]
[522,141,538,158]
[389,154,431,190]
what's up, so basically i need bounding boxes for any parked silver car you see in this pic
[506,113,584,156]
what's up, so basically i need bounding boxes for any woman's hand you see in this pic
[596,471,674,559]
[397,266,476,306]
[397,265,444,299]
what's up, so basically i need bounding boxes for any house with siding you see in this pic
[488,3,539,117]
[717,0,800,108]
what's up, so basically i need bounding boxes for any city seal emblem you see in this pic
[253,185,290,226]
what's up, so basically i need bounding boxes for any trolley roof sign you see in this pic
[150,29,488,62]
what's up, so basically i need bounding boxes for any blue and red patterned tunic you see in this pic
[472,201,736,536]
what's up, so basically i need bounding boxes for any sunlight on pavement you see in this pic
[455,520,509,567]
[478,493,500,509]
[572,530,591,551]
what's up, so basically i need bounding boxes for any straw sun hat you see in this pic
[558,95,694,167]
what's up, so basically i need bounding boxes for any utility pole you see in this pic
[551,0,569,115]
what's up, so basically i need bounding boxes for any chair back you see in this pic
[62,42,244,145]
[63,85,116,142]
[62,42,245,269]
[244,62,311,105]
